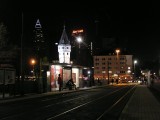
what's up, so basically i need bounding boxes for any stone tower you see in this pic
[58,26,71,63]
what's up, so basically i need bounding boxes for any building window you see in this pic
[97,71,100,74]
[120,57,125,60]
[95,58,99,61]
[102,67,105,69]
[120,71,125,73]
[108,58,112,60]
[95,63,99,65]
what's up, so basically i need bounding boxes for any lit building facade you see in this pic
[93,54,133,82]
[58,26,71,64]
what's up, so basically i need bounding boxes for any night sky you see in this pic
[1,0,160,63]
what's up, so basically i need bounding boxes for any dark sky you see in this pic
[1,0,160,62]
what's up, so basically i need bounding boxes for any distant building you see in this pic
[33,19,46,58]
[93,54,133,82]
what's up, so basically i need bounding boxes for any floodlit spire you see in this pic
[58,25,71,64]
[35,19,42,28]
[59,26,70,44]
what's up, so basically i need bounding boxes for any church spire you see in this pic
[59,25,70,44]
[58,26,71,64]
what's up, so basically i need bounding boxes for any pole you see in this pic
[134,63,135,78]
[20,12,23,81]
[78,43,80,54]
[20,12,24,96]
[108,61,109,84]
[134,61,137,79]
[33,65,34,77]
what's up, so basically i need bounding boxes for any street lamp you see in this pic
[116,49,120,58]
[76,36,82,49]
[134,60,137,79]
[107,61,110,84]
[76,36,83,65]
[88,70,91,86]
[30,59,36,77]
[115,49,120,79]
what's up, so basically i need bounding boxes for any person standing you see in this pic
[58,74,63,91]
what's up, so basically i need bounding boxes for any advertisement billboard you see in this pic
[0,68,15,85]
[5,69,15,85]
[50,65,63,91]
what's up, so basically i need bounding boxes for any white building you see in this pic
[58,26,71,64]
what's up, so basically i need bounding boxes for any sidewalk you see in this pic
[119,85,160,120]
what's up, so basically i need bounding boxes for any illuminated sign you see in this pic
[72,29,84,35]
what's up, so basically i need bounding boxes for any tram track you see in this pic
[46,85,136,120]
[0,85,136,120]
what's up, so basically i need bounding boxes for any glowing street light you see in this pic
[115,49,120,58]
[134,60,137,78]
[115,49,120,78]
[30,59,36,77]
[76,36,83,65]
[76,36,82,49]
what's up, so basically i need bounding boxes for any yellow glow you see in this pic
[116,49,120,54]
[31,59,36,65]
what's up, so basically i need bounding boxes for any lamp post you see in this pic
[108,61,110,84]
[88,70,91,86]
[115,49,120,79]
[134,60,137,79]
[76,36,82,65]
[116,49,120,58]
[30,59,36,78]
[76,36,82,49]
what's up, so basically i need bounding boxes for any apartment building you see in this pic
[93,54,133,82]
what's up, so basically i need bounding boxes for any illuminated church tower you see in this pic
[58,26,71,64]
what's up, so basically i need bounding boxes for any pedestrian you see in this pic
[66,78,76,90]
[116,79,118,84]
[111,79,114,85]
[58,74,63,91]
